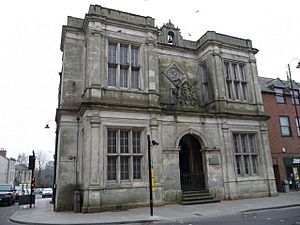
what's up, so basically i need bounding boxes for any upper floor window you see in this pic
[108,42,140,89]
[275,88,285,103]
[224,62,248,101]
[233,133,258,176]
[280,116,291,136]
[295,117,300,136]
[291,89,300,105]
[200,64,209,103]
[167,31,174,45]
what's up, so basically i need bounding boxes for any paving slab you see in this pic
[10,192,300,225]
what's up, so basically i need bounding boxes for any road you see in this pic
[0,194,43,225]
[0,202,18,225]
[153,206,300,225]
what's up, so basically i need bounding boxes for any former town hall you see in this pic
[55,5,277,212]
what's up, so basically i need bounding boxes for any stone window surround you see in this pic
[232,133,259,177]
[224,61,248,101]
[105,127,145,185]
[107,40,141,90]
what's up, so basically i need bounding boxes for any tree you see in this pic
[16,152,28,165]
[34,150,51,187]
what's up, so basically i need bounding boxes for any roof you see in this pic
[258,76,300,94]
[15,164,29,171]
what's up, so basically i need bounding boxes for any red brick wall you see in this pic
[262,92,300,184]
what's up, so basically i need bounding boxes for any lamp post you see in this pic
[147,135,159,216]
[287,60,300,133]
[44,119,58,208]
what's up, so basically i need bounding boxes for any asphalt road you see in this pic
[0,194,43,225]
[0,202,18,225]
[152,206,300,225]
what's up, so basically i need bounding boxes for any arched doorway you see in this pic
[179,134,206,191]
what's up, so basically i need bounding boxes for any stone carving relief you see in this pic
[165,65,198,107]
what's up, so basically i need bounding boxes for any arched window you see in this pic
[167,31,174,44]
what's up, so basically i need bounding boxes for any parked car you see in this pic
[15,186,24,201]
[0,184,16,206]
[42,188,53,198]
[35,188,43,194]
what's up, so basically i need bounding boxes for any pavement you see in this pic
[10,192,300,225]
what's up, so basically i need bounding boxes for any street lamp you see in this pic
[44,119,58,208]
[44,120,55,129]
[287,59,300,133]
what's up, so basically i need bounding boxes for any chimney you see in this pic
[0,148,7,157]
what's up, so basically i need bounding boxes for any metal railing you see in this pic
[180,173,206,191]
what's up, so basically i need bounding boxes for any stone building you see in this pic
[15,164,32,189]
[0,149,16,184]
[55,5,277,212]
[259,77,300,192]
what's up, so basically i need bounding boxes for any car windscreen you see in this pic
[0,185,12,191]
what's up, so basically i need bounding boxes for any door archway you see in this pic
[179,134,206,191]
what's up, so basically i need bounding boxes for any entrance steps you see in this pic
[181,190,220,205]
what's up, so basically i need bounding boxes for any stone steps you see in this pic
[182,190,220,205]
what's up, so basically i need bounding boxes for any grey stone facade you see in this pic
[55,5,277,212]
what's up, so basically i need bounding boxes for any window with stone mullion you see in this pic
[107,129,142,182]
[131,46,139,66]
[224,62,247,100]
[233,133,258,176]
[107,41,140,89]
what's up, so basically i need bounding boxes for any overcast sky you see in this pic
[1,0,300,159]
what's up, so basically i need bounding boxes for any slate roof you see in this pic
[258,76,300,94]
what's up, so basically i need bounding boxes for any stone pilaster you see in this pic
[221,121,237,199]
[259,122,277,196]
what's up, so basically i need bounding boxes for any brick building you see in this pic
[259,77,300,192]
[55,5,277,212]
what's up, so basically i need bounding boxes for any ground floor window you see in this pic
[107,129,143,182]
[233,133,258,176]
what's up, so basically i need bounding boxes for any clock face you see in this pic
[167,66,182,82]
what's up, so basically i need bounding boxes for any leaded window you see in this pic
[224,62,248,101]
[233,133,258,176]
[107,42,140,89]
[107,129,143,182]
[200,64,209,103]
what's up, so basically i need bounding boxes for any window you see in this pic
[107,42,140,89]
[296,117,300,136]
[291,89,300,105]
[224,62,248,100]
[233,133,258,176]
[280,116,291,136]
[107,129,143,182]
[200,64,209,103]
[167,31,174,44]
[275,88,285,103]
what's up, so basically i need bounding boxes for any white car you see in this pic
[41,188,53,198]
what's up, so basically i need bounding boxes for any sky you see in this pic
[1,0,300,159]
